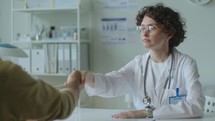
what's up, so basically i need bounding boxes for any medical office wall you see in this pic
[1,0,215,109]
[89,0,215,108]
[91,0,215,87]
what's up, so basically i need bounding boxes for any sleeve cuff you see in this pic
[85,84,96,96]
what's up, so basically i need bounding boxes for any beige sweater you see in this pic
[0,61,78,121]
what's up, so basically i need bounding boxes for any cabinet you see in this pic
[11,0,91,76]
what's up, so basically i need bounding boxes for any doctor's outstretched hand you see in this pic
[80,71,95,88]
[64,70,85,94]
[112,110,147,119]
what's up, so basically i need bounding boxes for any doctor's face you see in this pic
[140,16,171,50]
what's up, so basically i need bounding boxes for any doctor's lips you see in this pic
[143,38,150,41]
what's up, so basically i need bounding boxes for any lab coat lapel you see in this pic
[152,54,172,106]
[154,64,169,105]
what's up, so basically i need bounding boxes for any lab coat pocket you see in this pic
[167,87,187,97]
[159,89,175,105]
[167,89,176,96]
[166,87,187,97]
[167,87,187,105]
[177,87,187,96]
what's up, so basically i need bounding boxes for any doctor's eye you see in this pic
[147,25,156,32]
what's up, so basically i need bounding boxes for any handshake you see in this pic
[64,70,95,96]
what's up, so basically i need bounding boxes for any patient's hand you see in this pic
[112,109,147,119]
[64,70,83,92]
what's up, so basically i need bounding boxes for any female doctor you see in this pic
[81,3,205,119]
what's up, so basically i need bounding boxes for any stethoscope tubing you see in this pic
[143,55,150,97]
[142,52,174,97]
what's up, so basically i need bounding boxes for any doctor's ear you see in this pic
[167,33,174,41]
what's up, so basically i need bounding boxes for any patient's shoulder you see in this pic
[0,60,22,73]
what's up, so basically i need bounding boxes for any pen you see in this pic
[176,88,179,96]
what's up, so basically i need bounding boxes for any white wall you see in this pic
[0,0,11,43]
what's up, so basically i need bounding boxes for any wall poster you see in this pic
[101,17,127,44]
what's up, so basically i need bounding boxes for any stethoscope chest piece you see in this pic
[142,95,151,105]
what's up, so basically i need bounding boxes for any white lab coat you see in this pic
[85,48,205,119]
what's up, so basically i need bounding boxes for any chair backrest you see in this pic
[204,96,215,114]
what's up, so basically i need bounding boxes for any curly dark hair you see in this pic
[136,3,186,49]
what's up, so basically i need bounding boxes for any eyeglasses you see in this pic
[136,24,157,34]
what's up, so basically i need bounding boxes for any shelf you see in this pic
[13,40,78,44]
[12,40,89,44]
[11,0,90,76]
[13,8,78,13]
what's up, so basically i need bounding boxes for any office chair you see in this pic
[204,96,215,114]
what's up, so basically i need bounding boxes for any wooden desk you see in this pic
[55,107,215,121]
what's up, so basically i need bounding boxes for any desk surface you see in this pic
[55,107,215,121]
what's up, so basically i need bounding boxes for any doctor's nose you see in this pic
[141,30,150,36]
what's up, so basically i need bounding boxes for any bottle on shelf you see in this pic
[48,26,57,39]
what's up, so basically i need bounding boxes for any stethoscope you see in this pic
[142,52,174,105]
